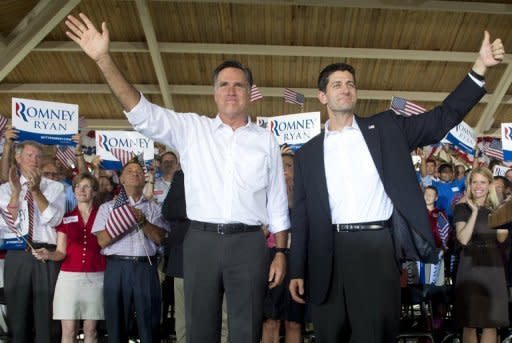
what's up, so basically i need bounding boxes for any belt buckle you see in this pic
[217,224,225,235]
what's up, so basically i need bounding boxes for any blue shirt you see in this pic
[431,177,465,219]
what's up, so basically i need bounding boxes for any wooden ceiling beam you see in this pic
[0,0,81,82]
[145,0,512,15]
[134,0,174,109]
[1,83,511,106]
[35,41,512,64]
[474,63,512,134]
[0,35,7,51]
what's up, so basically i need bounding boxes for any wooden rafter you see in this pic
[134,0,173,109]
[0,0,81,82]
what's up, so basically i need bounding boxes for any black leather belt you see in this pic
[30,243,56,250]
[192,221,262,235]
[333,220,391,232]
[107,255,157,263]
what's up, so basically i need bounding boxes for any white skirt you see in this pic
[53,271,105,320]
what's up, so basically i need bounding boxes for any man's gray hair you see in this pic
[15,140,44,157]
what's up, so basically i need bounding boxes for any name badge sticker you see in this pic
[63,215,79,224]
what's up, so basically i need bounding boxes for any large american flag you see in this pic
[283,88,305,106]
[105,186,137,238]
[390,97,426,116]
[56,146,76,169]
[250,85,263,102]
[110,147,135,165]
[483,138,503,160]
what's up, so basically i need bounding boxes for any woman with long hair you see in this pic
[454,167,508,343]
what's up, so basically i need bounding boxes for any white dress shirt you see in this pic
[125,94,290,233]
[324,119,393,224]
[152,178,171,205]
[0,176,65,244]
[92,195,169,256]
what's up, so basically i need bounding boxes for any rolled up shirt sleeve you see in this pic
[39,181,65,227]
[266,135,291,234]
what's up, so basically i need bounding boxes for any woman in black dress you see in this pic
[454,167,508,343]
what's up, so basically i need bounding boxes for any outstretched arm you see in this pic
[65,13,140,111]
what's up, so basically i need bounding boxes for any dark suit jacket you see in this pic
[161,169,190,278]
[289,75,485,305]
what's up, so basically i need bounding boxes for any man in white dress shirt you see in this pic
[0,141,65,343]
[65,13,290,343]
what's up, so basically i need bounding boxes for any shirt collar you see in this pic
[129,194,147,206]
[20,174,28,185]
[324,117,360,138]
[213,114,253,131]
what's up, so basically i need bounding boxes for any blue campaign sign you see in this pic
[0,236,27,250]
[96,130,154,170]
[12,97,79,145]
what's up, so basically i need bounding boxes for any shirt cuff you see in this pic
[468,73,485,87]
[268,214,291,234]
[124,92,149,125]
[39,205,60,225]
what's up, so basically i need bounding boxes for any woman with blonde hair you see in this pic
[453,167,508,343]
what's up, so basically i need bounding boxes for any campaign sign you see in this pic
[444,121,476,156]
[257,112,321,152]
[12,98,78,145]
[96,130,154,170]
[0,235,27,250]
[493,165,509,177]
[501,123,512,161]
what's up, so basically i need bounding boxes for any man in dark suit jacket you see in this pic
[289,32,505,342]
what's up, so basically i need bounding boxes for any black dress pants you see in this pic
[311,228,401,343]
[4,249,61,343]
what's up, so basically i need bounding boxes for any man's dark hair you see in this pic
[317,63,356,92]
[425,185,438,196]
[494,175,511,189]
[426,159,436,165]
[212,60,253,89]
[161,151,178,161]
[438,163,454,173]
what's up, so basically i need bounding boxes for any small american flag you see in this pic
[56,146,76,169]
[283,88,305,106]
[250,85,263,102]
[105,186,137,238]
[0,209,17,234]
[390,97,426,116]
[110,147,135,165]
[483,138,503,160]
[437,211,450,250]
[0,115,8,132]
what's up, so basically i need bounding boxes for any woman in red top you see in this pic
[33,173,106,343]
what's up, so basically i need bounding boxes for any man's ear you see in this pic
[318,90,328,105]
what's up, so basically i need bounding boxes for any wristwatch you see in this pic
[275,247,289,255]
